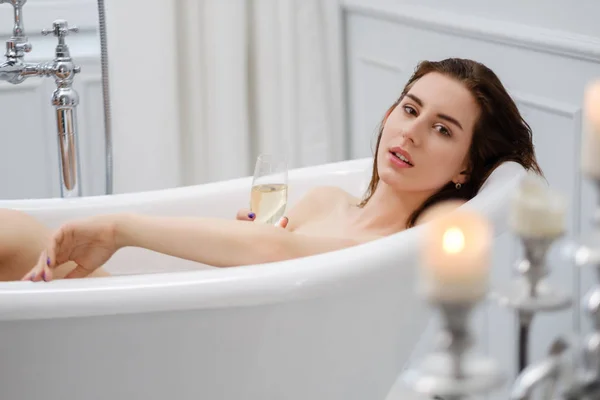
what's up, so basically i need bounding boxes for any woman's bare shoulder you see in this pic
[297,186,357,207]
[285,186,358,228]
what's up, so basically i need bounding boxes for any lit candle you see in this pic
[509,172,566,238]
[420,207,492,304]
[582,80,600,179]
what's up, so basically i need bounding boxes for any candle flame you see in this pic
[442,227,465,254]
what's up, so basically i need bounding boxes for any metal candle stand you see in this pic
[402,176,600,400]
[402,300,505,400]
[500,235,572,374]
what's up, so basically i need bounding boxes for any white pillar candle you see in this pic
[582,80,600,179]
[509,172,566,238]
[420,207,492,304]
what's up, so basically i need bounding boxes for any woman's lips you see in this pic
[389,151,413,168]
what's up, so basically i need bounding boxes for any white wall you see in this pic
[340,0,600,398]
[104,0,182,194]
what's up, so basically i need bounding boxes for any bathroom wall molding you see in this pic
[511,91,582,118]
[342,0,600,63]
[0,0,98,36]
[358,55,405,75]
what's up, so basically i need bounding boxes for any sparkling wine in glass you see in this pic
[250,154,288,224]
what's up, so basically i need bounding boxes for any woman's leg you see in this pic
[0,209,109,281]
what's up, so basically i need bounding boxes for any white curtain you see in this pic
[107,0,184,194]
[176,0,347,184]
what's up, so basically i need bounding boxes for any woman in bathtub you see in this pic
[1,57,542,282]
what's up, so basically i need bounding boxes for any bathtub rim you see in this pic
[0,225,425,321]
[0,158,527,322]
[0,157,373,211]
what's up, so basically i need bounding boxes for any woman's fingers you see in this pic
[238,208,288,228]
[21,255,40,281]
[23,250,50,281]
[236,209,288,229]
[64,264,91,279]
[22,225,68,282]
[48,224,71,269]
[276,216,289,228]
[236,208,256,221]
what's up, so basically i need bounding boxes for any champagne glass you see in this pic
[250,154,288,224]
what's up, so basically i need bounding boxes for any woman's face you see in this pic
[376,72,480,195]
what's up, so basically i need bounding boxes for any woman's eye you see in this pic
[435,125,451,137]
[403,105,417,116]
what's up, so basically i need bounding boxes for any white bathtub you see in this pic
[0,158,526,400]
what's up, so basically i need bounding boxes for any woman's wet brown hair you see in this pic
[359,58,543,228]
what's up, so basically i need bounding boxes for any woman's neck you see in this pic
[353,182,434,234]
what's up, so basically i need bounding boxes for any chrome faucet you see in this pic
[510,337,584,400]
[0,0,82,197]
[510,339,566,400]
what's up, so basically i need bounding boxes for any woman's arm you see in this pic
[116,214,361,267]
[23,186,367,281]
[117,186,364,267]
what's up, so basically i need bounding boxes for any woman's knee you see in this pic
[0,209,50,280]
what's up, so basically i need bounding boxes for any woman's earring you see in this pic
[455,182,462,190]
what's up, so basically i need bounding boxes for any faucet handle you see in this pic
[42,20,79,38]
[14,42,31,53]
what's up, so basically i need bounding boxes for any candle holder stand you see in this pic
[402,300,505,400]
[403,173,600,400]
[496,234,572,374]
[505,178,600,400]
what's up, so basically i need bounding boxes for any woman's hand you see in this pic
[236,208,257,222]
[235,208,288,228]
[21,215,121,282]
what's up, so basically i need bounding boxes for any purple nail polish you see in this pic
[42,270,47,282]
[248,213,255,219]
[46,257,51,266]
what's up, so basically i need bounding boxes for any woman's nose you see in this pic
[401,119,425,145]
